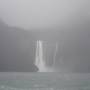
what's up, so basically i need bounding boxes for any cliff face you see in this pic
[0,20,90,72]
[0,20,38,72]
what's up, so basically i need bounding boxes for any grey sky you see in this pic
[0,0,90,29]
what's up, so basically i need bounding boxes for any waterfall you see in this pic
[35,40,57,72]
[53,43,58,67]
[35,40,47,72]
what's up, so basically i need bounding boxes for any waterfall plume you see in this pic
[35,40,57,72]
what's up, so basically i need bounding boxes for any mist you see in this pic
[0,0,90,72]
[0,0,89,29]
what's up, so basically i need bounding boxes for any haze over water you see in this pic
[0,0,90,90]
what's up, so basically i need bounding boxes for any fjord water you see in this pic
[0,72,90,90]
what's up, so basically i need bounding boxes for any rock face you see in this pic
[0,20,38,72]
[0,19,90,73]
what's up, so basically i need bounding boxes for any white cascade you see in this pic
[35,40,57,72]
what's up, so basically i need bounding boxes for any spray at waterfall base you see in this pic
[35,40,57,72]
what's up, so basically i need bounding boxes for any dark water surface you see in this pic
[0,72,90,90]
